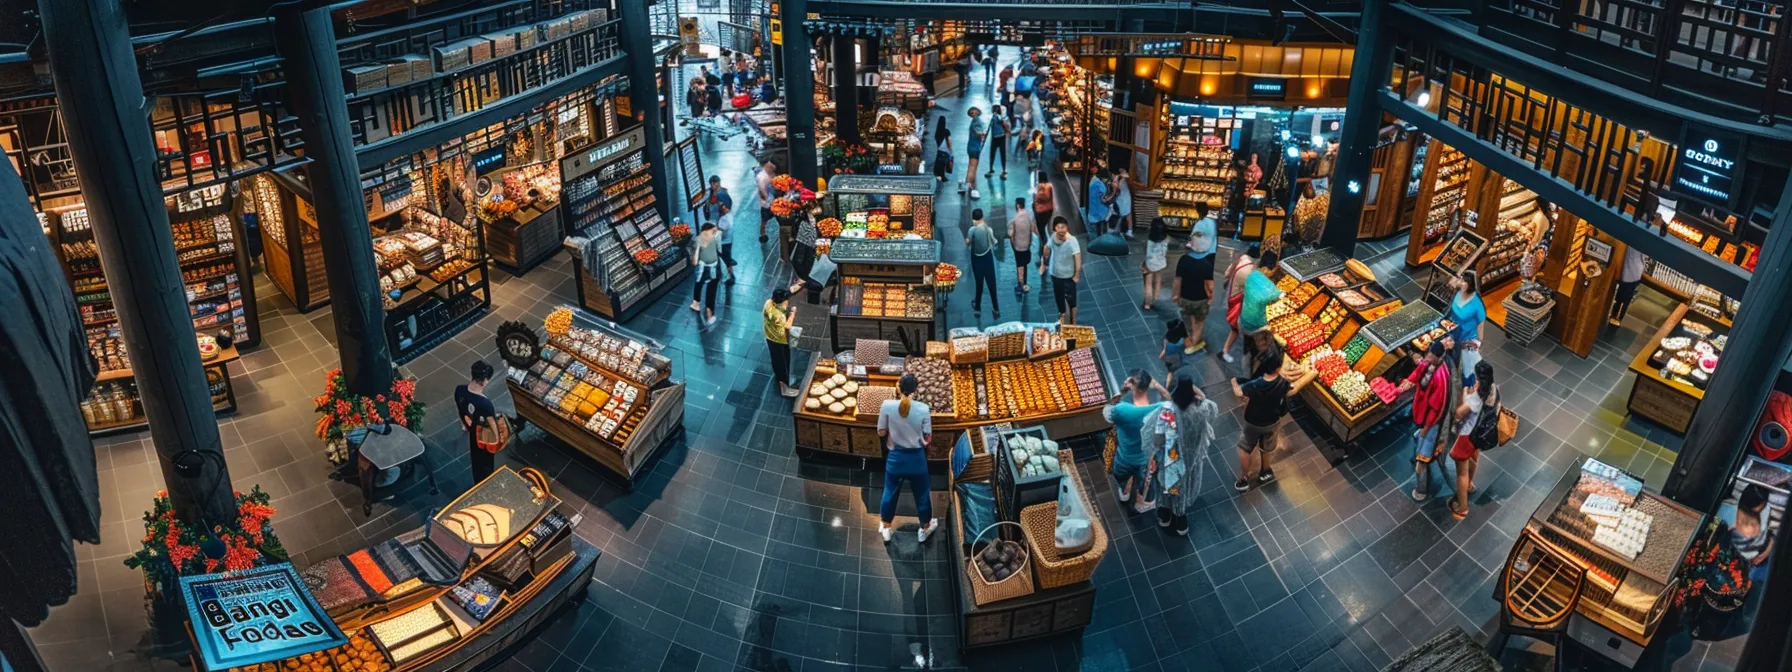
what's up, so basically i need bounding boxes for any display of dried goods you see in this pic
[1313,353,1351,385]
[987,322,1028,360]
[953,368,978,420]
[975,539,1029,583]
[1284,282,1320,306]
[1330,371,1374,411]
[1264,299,1293,323]
[1275,274,1299,292]
[950,333,989,364]
[1060,324,1097,347]
[907,357,954,416]
[856,385,897,416]
[1067,348,1105,406]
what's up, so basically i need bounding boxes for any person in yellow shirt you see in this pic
[765,287,798,398]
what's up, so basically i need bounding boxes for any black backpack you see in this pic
[1469,388,1500,451]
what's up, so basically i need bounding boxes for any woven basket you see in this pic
[959,426,995,483]
[925,341,951,360]
[1019,451,1109,589]
[966,521,1035,606]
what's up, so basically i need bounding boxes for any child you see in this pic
[1026,129,1045,166]
[1160,319,1189,373]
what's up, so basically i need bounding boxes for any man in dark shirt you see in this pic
[455,360,499,483]
[1229,351,1316,491]
[1172,245,1215,355]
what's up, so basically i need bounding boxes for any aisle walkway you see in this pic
[30,53,1743,672]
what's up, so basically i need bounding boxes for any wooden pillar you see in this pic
[39,0,236,524]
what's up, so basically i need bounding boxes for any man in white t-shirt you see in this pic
[1039,218,1082,325]
[756,159,777,243]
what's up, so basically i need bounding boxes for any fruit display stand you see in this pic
[210,467,599,672]
[1626,303,1728,434]
[826,238,942,355]
[503,308,685,487]
[946,429,1099,649]
[791,326,1117,468]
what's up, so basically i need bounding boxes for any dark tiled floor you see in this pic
[29,51,1751,672]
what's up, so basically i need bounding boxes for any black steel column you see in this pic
[274,5,393,398]
[1320,0,1391,257]
[39,0,235,524]
[783,0,819,182]
[834,36,861,146]
[1665,174,1792,511]
[618,0,674,226]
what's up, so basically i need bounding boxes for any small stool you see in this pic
[352,423,438,516]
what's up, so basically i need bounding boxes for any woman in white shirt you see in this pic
[877,375,937,543]
[1449,360,1496,520]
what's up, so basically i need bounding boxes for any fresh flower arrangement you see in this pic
[771,174,802,193]
[669,223,692,241]
[124,487,287,596]
[544,307,574,336]
[633,248,661,265]
[769,197,800,218]
[314,369,425,466]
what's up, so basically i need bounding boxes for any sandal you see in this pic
[1448,500,1468,520]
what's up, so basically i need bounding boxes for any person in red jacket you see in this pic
[1397,342,1457,502]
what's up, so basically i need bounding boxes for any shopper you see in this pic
[1106,370,1167,512]
[686,79,706,119]
[1229,350,1316,490]
[987,105,1010,179]
[963,107,987,199]
[765,288,798,398]
[1172,222,1214,352]
[965,209,1000,318]
[954,51,972,95]
[1244,152,1263,195]
[702,174,732,225]
[1397,342,1457,501]
[1450,360,1496,520]
[1220,243,1259,364]
[1142,217,1169,310]
[1008,198,1036,294]
[1610,246,1647,326]
[1041,218,1082,325]
[789,207,821,291]
[715,200,738,283]
[757,159,778,243]
[1238,248,1282,343]
[1032,170,1054,225]
[983,45,998,86]
[691,223,722,325]
[932,122,953,185]
[1159,319,1188,373]
[1113,169,1134,237]
[878,374,938,542]
[1444,270,1487,367]
[1190,201,1217,255]
[1086,167,1112,235]
[705,82,723,117]
[1733,484,1776,587]
[456,360,500,483]
[1144,373,1218,535]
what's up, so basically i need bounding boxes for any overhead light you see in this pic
[1312,134,1326,147]
[1280,129,1292,141]
[1347,180,1361,194]
[1417,90,1431,107]
[1286,145,1301,159]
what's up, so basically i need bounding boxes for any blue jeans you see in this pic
[1413,423,1457,498]
[881,448,933,525]
[1112,457,1148,498]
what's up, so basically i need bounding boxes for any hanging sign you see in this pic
[1674,123,1744,209]
[1245,77,1286,100]
[472,147,508,175]
[180,563,347,671]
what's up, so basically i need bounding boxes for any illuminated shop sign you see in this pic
[1674,123,1743,208]
[472,147,508,175]
[180,563,347,670]
[1246,77,1287,100]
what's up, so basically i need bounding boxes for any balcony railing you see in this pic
[1486,0,1792,124]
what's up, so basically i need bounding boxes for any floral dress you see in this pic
[1141,398,1219,516]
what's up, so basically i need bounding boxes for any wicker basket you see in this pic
[959,426,995,483]
[926,340,951,360]
[966,521,1035,606]
[1018,451,1109,589]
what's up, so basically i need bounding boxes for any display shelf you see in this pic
[1360,301,1444,352]
[1278,248,1348,283]
[1626,303,1727,433]
[83,346,239,436]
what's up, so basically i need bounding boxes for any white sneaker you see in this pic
[918,520,939,543]
[1222,352,1235,363]
[970,189,980,199]
[1117,487,1131,504]
[689,301,701,311]
[880,524,894,543]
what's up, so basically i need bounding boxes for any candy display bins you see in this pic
[790,323,1117,467]
[218,467,599,672]
[502,307,685,486]
[826,238,942,355]
[1626,303,1729,434]
[1496,457,1703,668]
[561,127,691,322]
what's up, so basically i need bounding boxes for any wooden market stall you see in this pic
[560,127,691,322]
[216,467,599,672]
[827,238,941,356]
[502,308,685,486]
[792,324,1117,466]
[478,162,564,274]
[1626,303,1729,434]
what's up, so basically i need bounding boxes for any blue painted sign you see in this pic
[180,563,347,670]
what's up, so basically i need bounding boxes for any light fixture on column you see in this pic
[1286,145,1301,159]
[1280,128,1292,142]
[1347,180,1361,194]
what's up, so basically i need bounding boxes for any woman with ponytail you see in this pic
[1449,360,1496,520]
[877,374,937,543]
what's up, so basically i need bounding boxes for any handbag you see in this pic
[1497,405,1519,446]
[1470,389,1501,452]
[475,417,511,454]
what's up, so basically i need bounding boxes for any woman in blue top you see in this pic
[1105,369,1168,513]
[1445,270,1487,368]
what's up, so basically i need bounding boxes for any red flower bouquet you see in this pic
[124,487,287,596]
[314,369,426,466]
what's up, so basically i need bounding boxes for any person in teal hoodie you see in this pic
[1105,369,1168,512]
[1238,249,1282,337]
